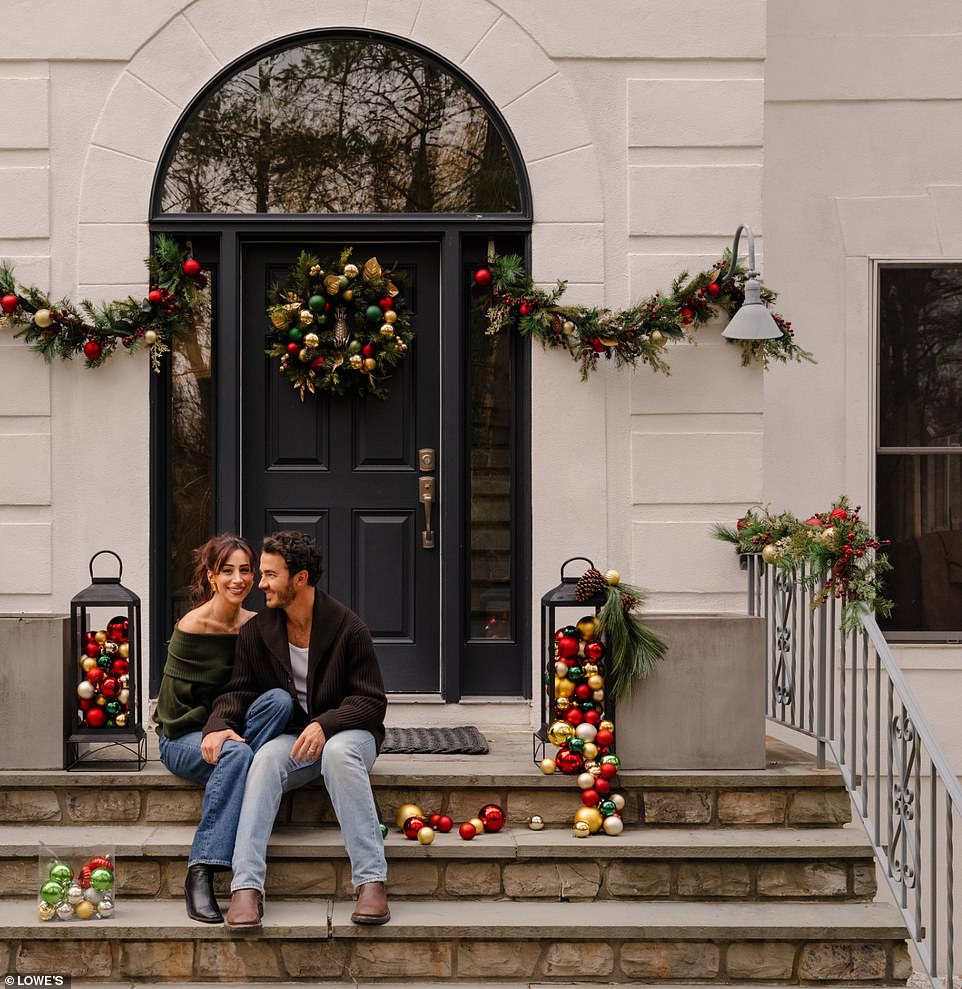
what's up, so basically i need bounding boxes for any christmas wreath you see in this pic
[472,252,813,379]
[266,249,413,400]
[0,235,205,372]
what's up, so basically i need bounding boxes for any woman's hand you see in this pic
[291,722,326,763]
[201,728,245,764]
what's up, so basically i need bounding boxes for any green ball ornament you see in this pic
[599,799,617,817]
[380,823,388,839]
[568,667,583,681]
[89,868,113,892]
[601,754,621,770]
[338,275,349,289]
[40,880,65,906]
[561,625,578,638]
[568,737,585,754]
[49,862,72,884]
[308,294,326,313]
[348,340,362,354]
[288,327,303,342]
[316,314,327,326]
[365,305,382,323]
[581,700,595,711]
[97,656,112,670]
[106,701,122,716]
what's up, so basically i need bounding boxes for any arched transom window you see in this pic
[158,35,524,214]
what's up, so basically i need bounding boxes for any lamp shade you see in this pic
[721,276,782,341]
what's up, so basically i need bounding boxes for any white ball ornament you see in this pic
[77,681,95,700]
[83,887,102,905]
[593,690,605,702]
[66,885,84,905]
[575,723,598,743]
[612,793,626,811]
[577,772,595,790]
[97,896,114,919]
[555,661,569,678]
[603,814,624,836]
[118,689,130,704]
[56,902,75,920]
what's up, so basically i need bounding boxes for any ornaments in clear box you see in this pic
[38,852,115,921]
[547,616,626,836]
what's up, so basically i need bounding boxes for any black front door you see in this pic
[241,241,441,692]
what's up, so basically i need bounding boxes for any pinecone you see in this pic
[549,314,563,334]
[621,593,638,612]
[575,567,607,602]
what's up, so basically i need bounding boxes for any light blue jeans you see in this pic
[231,728,386,892]
[158,688,294,868]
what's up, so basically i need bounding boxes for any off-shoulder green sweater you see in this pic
[152,628,237,739]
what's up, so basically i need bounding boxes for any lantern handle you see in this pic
[89,550,123,584]
[559,557,595,584]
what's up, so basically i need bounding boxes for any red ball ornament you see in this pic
[402,816,425,840]
[581,789,600,807]
[362,344,375,358]
[680,307,695,325]
[591,338,606,353]
[564,708,583,726]
[585,641,605,661]
[100,678,120,699]
[595,729,614,748]
[83,339,102,361]
[599,762,618,780]
[473,267,492,287]
[706,282,720,298]
[575,684,592,701]
[148,289,163,304]
[110,659,129,677]
[555,749,585,775]
[107,617,128,641]
[584,709,602,726]
[479,804,506,833]
[518,300,534,317]
[428,813,441,828]
[86,668,105,687]
[85,708,107,728]
[311,356,325,370]
[183,258,202,277]
[1,294,18,314]
[556,636,579,659]
[436,815,453,833]
[379,297,394,311]
[79,699,93,712]
[85,641,101,658]
[594,778,611,796]
[458,821,476,840]
[286,342,300,355]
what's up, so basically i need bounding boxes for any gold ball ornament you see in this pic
[303,332,320,348]
[573,821,591,838]
[299,309,314,326]
[417,826,436,845]
[582,742,599,761]
[539,758,556,775]
[554,696,570,711]
[602,814,624,836]
[115,712,127,727]
[587,764,602,778]
[119,643,129,659]
[96,695,106,706]
[650,329,667,347]
[554,676,575,699]
[576,616,599,641]
[33,308,53,328]
[469,817,485,835]
[363,358,377,371]
[587,674,604,691]
[298,348,312,363]
[74,900,96,920]
[38,901,57,921]
[94,631,108,645]
[343,263,359,279]
[395,803,425,830]
[384,310,397,324]
[398,341,407,351]
[574,806,604,834]
[349,354,364,369]
[528,815,545,830]
[761,544,780,565]
[143,329,158,345]
[271,310,291,330]
[104,641,118,655]
[563,320,576,334]
[341,289,354,301]
[379,325,395,339]
[547,720,575,746]
[599,720,615,732]
[604,569,621,585]
[583,663,599,676]
[81,657,97,672]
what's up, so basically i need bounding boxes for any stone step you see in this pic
[0,898,910,984]
[0,824,877,902]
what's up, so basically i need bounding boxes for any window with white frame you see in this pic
[877,264,962,637]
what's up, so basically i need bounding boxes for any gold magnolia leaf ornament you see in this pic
[362,257,382,282]
[323,274,342,297]
[271,310,291,330]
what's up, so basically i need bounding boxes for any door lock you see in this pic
[419,476,436,549]
[418,448,436,471]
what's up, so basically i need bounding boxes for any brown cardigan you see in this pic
[202,590,386,751]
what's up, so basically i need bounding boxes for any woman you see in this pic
[153,533,293,924]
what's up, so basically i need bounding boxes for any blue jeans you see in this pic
[231,728,386,892]
[158,688,294,868]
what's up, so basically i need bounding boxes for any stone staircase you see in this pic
[0,736,910,984]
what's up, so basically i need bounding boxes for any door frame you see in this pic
[148,218,533,702]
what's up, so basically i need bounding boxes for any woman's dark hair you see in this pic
[262,530,324,586]
[190,533,256,606]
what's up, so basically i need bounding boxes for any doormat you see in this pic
[382,726,489,755]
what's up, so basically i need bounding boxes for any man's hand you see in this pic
[291,722,326,763]
[201,728,245,765]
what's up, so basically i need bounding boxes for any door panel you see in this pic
[242,242,440,692]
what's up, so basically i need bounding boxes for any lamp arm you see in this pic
[718,224,759,284]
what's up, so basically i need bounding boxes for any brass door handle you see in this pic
[419,476,436,549]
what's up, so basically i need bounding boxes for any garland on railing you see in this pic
[713,497,893,631]
[0,235,204,372]
[473,252,814,380]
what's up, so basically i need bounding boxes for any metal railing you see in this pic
[746,555,962,986]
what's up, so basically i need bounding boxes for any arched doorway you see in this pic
[148,31,532,701]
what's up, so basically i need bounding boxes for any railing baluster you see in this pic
[886,680,894,885]
[861,630,868,815]
[914,725,923,939]
[839,609,846,768]
[948,797,954,983]
[816,602,826,769]
[930,759,937,979]
[874,647,881,849]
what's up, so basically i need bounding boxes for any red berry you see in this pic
[591,338,606,353]
[148,289,163,304]
[519,300,534,317]
[379,296,393,311]
[183,258,201,277]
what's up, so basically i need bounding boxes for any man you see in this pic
[201,530,389,929]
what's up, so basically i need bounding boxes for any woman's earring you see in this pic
[208,575,217,595]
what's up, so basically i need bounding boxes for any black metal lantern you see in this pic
[66,551,146,771]
[534,557,606,765]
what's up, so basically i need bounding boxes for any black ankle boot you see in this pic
[185,863,223,923]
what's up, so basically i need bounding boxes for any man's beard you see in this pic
[267,580,297,609]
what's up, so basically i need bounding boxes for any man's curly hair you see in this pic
[262,530,324,586]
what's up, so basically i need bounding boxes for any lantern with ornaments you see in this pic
[65,552,145,771]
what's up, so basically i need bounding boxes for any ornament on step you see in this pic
[402,817,426,840]
[395,803,425,830]
[528,815,545,831]
[468,817,485,836]
[417,826,435,845]
[38,851,115,921]
[380,823,388,839]
[478,804,506,833]
[458,822,477,840]
[435,815,453,834]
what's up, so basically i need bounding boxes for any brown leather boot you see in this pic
[350,880,390,925]
[225,888,264,931]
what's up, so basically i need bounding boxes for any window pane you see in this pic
[877,454,962,632]
[468,292,513,639]
[160,39,522,214]
[170,273,214,622]
[879,265,962,448]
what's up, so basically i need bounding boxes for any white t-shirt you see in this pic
[288,643,309,714]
